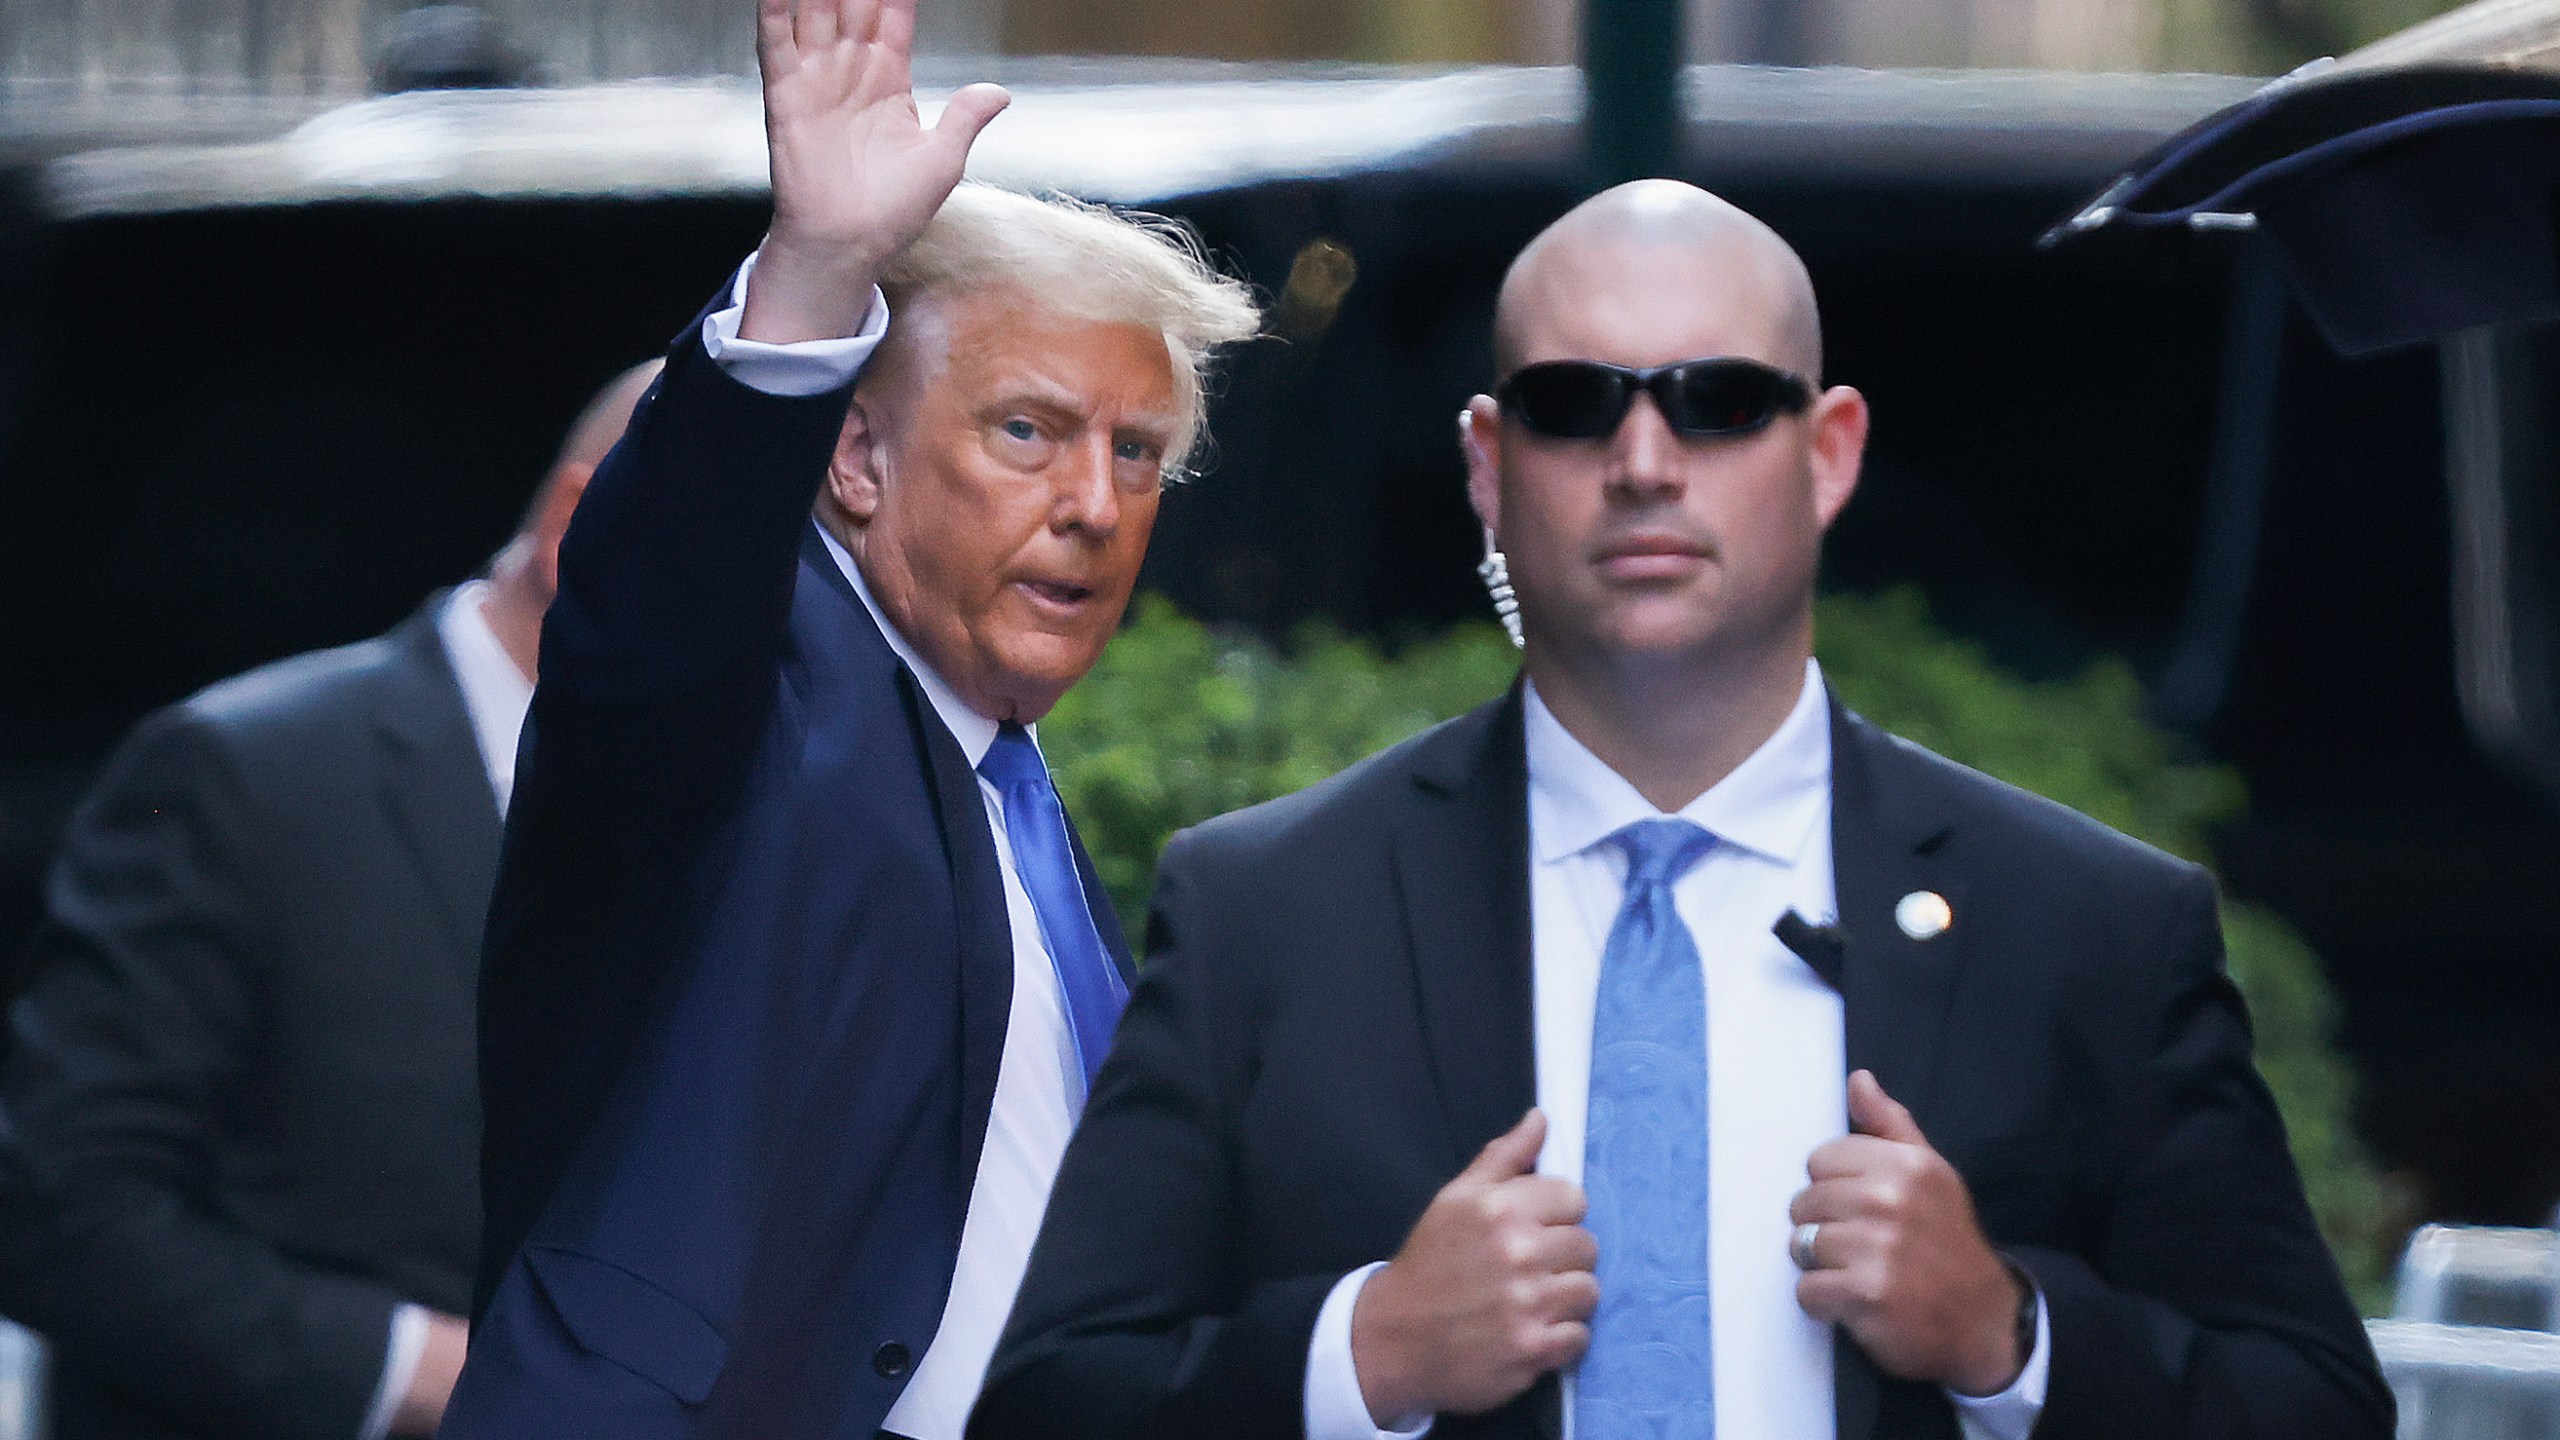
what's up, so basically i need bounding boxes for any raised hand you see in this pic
[1350,1109,1598,1423]
[1790,1070,2029,1396]
[741,0,1011,344]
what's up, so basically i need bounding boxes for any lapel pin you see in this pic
[1894,890,1952,941]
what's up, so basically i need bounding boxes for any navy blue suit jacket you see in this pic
[446,304,1130,1440]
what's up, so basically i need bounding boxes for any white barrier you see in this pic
[2371,1318,2560,1440]
[2397,1225,2560,1332]
[0,1322,41,1440]
[2375,1224,2560,1439]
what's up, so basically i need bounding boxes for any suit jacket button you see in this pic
[873,1342,912,1379]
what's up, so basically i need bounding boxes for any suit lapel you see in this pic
[1826,697,1968,1440]
[373,599,504,969]
[1830,702,1968,1124]
[1390,687,1538,1178]
[801,527,1015,1147]
[905,672,1015,1141]
[1386,689,1559,1440]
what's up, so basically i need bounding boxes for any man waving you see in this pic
[441,4,1257,1438]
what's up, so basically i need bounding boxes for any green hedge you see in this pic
[1042,588,2390,1306]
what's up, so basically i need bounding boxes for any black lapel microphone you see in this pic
[1772,909,1847,991]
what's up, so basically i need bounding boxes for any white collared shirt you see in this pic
[435,581,534,816]
[1305,661,2045,1440]
[1526,662,1842,1440]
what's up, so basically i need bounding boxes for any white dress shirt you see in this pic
[437,580,536,814]
[1305,661,2047,1440]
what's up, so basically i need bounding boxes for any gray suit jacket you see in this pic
[0,599,500,1440]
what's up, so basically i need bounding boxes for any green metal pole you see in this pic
[1583,0,1684,187]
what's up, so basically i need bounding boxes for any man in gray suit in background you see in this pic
[0,362,654,1440]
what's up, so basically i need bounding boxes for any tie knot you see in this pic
[1613,818,1714,890]
[978,722,1050,791]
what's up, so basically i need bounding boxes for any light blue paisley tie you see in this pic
[1577,818,1717,1440]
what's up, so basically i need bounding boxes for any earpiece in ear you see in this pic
[1458,410,1523,650]
[1478,528,1525,651]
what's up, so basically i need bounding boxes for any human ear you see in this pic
[1460,395,1504,538]
[824,396,887,527]
[530,463,594,593]
[1805,384,1869,530]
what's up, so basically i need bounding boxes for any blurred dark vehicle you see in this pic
[2049,0,2560,1225]
[0,52,2547,1229]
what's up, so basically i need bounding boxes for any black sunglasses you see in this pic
[1495,357,1814,440]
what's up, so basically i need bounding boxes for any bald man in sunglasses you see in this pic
[974,182,2390,1440]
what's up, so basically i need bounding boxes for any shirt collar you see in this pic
[814,520,1005,768]
[435,579,535,813]
[1523,657,1831,867]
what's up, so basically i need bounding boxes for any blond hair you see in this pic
[881,184,1261,478]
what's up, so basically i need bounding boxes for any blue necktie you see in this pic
[978,723,1129,1095]
[1578,818,1718,1440]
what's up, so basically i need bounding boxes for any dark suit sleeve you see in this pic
[0,709,404,1440]
[2010,864,2393,1440]
[972,832,1347,1440]
[534,305,856,714]
[474,300,864,1312]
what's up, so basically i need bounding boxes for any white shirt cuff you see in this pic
[1306,1262,1433,1440]
[700,249,890,397]
[1947,1286,2049,1440]
[357,1302,431,1440]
